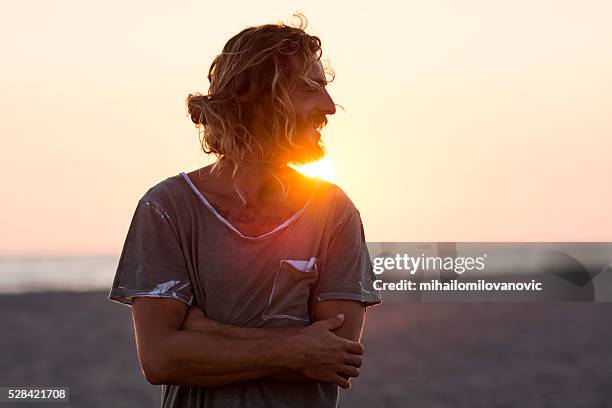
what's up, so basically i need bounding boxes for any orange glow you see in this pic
[291,157,336,183]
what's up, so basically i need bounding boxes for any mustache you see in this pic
[298,114,328,130]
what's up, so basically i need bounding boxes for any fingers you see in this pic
[344,353,362,368]
[336,364,360,379]
[330,374,351,389]
[340,339,364,355]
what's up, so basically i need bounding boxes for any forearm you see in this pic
[182,314,315,383]
[151,329,300,387]
[184,315,303,339]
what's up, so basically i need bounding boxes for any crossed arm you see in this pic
[131,297,367,388]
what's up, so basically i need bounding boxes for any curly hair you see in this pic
[186,13,333,180]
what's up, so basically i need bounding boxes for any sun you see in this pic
[290,157,336,183]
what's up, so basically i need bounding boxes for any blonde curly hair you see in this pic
[186,13,334,181]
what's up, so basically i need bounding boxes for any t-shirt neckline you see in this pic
[179,171,319,240]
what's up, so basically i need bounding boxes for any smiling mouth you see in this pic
[308,115,327,129]
[300,116,327,141]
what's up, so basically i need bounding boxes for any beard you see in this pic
[286,115,327,165]
[288,131,325,165]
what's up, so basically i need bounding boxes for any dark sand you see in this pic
[0,292,610,407]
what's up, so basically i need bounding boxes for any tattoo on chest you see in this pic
[209,201,287,226]
[210,201,231,219]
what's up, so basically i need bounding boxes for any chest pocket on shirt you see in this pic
[262,257,318,323]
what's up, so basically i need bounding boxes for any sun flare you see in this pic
[291,157,336,183]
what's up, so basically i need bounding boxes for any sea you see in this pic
[0,256,119,294]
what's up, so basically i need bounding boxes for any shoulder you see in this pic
[312,178,361,223]
[137,174,190,222]
[140,174,186,202]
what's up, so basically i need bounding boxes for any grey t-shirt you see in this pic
[108,172,382,408]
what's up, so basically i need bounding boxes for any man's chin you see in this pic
[287,144,325,166]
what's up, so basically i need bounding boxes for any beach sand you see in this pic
[0,292,610,407]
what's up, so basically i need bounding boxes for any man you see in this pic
[109,15,381,408]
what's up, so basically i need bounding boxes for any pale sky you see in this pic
[1,0,611,256]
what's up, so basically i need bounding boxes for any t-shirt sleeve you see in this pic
[317,208,382,307]
[108,198,194,307]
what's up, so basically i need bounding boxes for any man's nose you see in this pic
[320,89,336,115]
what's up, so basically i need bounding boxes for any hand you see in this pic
[292,314,364,389]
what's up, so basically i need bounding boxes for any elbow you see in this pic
[140,353,215,387]
[138,347,173,385]
[144,372,164,386]
[137,334,180,385]
[141,359,169,385]
[136,336,220,387]
[142,362,220,388]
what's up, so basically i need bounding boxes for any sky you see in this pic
[1,0,611,256]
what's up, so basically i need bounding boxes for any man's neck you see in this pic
[213,159,296,206]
